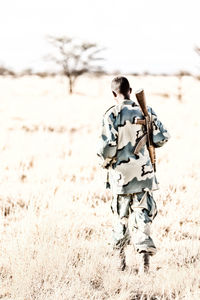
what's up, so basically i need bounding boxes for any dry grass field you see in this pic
[0,75,200,299]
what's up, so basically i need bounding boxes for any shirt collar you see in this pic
[122,99,137,106]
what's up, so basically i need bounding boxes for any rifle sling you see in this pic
[134,133,147,155]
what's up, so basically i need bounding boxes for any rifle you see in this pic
[135,89,156,172]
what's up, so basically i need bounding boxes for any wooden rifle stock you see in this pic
[135,89,149,117]
[135,89,156,172]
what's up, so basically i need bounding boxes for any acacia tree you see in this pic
[47,36,105,94]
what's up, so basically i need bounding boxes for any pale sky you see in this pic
[1,0,200,74]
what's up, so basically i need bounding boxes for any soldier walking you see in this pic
[97,76,170,272]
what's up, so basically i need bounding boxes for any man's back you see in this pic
[98,99,170,194]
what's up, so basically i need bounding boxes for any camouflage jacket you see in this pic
[97,99,170,194]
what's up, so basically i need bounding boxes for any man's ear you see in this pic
[112,91,117,97]
[130,88,132,94]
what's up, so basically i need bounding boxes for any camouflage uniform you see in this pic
[97,99,170,255]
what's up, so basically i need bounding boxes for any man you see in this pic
[97,76,170,272]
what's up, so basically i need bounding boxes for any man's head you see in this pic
[111,76,132,99]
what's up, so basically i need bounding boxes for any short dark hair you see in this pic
[111,76,130,96]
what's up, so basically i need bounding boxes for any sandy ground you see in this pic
[0,75,200,299]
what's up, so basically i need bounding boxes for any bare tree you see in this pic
[46,36,105,94]
[176,70,190,102]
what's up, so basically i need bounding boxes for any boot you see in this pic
[139,251,150,274]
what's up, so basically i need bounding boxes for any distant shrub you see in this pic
[19,68,33,76]
[0,65,15,76]
[176,70,192,77]
[34,71,57,78]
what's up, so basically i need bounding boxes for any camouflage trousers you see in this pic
[111,191,157,255]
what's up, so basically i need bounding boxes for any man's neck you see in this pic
[115,94,130,103]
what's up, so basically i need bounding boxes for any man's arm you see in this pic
[150,108,170,147]
[97,112,118,168]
